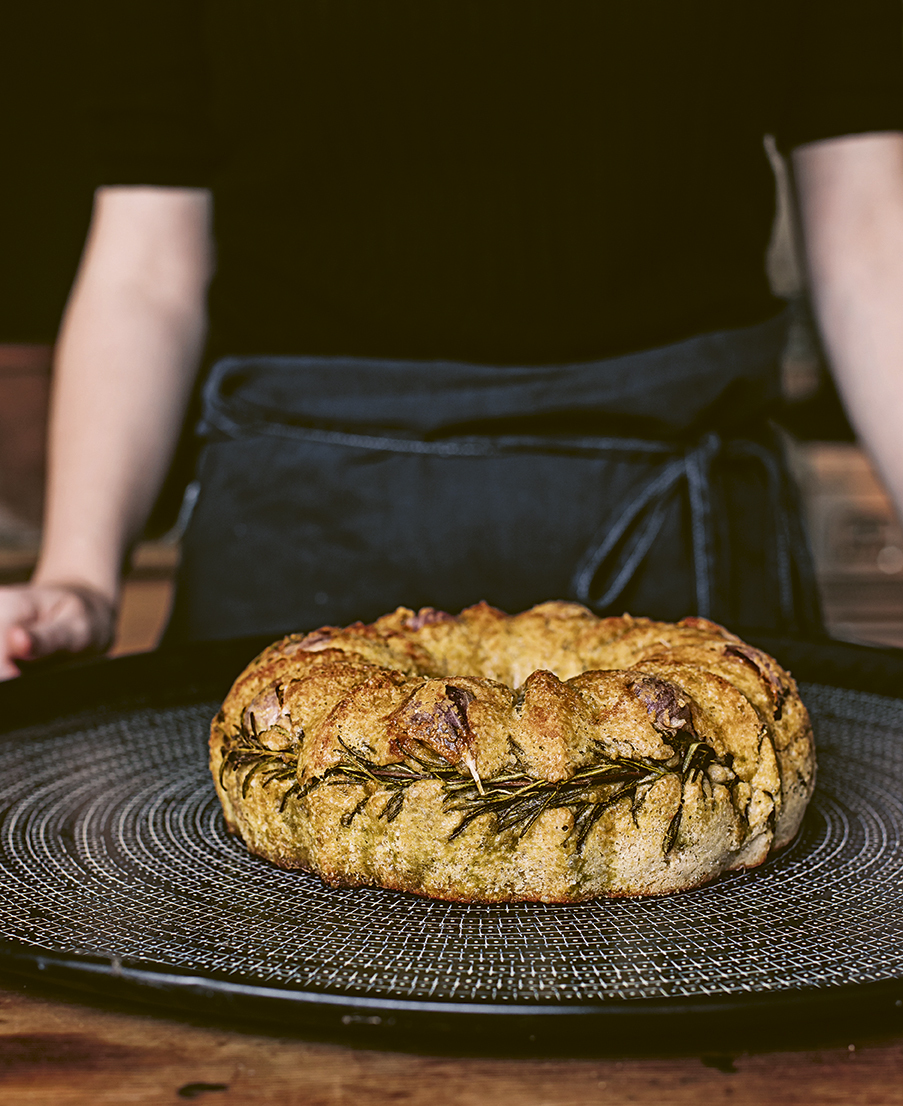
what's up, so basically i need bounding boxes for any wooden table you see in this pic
[2,970,903,1105]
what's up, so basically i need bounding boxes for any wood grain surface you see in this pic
[1,972,902,1105]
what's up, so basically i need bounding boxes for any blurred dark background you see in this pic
[0,3,95,547]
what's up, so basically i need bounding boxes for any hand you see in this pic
[0,582,116,680]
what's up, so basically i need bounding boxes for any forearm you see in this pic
[34,187,212,602]
[794,133,903,519]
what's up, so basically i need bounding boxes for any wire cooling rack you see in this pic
[0,666,902,1043]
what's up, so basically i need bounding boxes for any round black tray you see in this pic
[1,633,902,1050]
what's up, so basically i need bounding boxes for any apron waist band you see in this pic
[201,311,789,441]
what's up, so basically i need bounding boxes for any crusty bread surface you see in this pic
[210,601,815,902]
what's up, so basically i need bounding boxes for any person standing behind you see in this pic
[2,1,903,675]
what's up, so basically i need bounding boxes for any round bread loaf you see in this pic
[210,601,815,901]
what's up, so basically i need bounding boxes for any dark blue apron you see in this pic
[166,312,822,642]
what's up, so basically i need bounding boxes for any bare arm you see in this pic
[0,186,212,677]
[794,132,903,517]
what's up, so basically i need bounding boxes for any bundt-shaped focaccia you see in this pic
[210,601,815,902]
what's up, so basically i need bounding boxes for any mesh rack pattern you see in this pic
[0,683,901,1005]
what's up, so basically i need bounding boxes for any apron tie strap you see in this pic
[572,433,720,617]
[728,438,821,630]
[572,431,813,627]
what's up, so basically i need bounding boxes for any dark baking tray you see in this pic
[1,632,902,1051]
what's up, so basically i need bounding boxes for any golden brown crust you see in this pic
[210,601,815,901]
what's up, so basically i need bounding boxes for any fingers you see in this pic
[6,624,34,660]
[0,589,39,679]
[0,583,116,680]
[0,623,33,679]
[24,587,99,656]
[0,648,23,681]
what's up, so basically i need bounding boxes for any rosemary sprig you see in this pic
[219,707,728,853]
[298,731,725,853]
[300,739,461,820]
[445,757,679,848]
[218,722,299,799]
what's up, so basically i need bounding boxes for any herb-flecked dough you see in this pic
[210,601,815,902]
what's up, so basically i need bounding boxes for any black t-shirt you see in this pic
[90,1,903,365]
